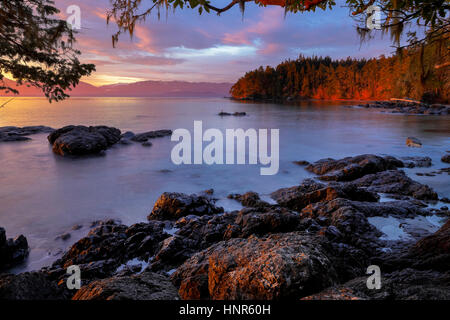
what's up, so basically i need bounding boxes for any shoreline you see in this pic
[1,153,449,300]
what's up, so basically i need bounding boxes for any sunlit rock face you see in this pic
[172,232,340,300]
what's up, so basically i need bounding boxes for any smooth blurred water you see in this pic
[0,97,449,273]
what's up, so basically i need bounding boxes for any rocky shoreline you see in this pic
[1,154,449,300]
[355,100,450,115]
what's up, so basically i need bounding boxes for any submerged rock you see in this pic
[148,192,224,221]
[130,130,172,142]
[48,125,121,156]
[442,154,450,164]
[406,137,422,148]
[401,156,432,168]
[0,126,54,142]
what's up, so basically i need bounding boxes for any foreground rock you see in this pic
[0,272,68,300]
[172,232,339,300]
[0,126,54,142]
[0,227,29,270]
[72,271,179,300]
[148,192,224,221]
[48,125,121,156]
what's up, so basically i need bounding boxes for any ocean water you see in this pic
[0,97,449,273]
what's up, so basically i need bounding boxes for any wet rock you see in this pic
[405,219,450,271]
[293,160,310,166]
[352,170,438,200]
[406,137,422,148]
[72,271,179,300]
[148,192,224,221]
[233,207,303,238]
[0,227,29,270]
[305,154,403,181]
[401,156,432,168]
[0,126,54,142]
[227,192,270,208]
[441,155,450,164]
[48,125,121,156]
[218,111,246,116]
[0,272,68,300]
[52,220,169,281]
[55,233,71,241]
[130,130,172,142]
[271,179,378,212]
[172,232,339,300]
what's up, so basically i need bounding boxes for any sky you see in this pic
[56,0,400,86]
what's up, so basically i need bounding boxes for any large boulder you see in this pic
[148,192,224,221]
[0,227,29,270]
[72,271,179,300]
[47,125,121,156]
[172,232,339,300]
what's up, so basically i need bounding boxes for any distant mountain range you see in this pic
[0,79,232,97]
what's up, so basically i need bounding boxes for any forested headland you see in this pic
[230,38,449,103]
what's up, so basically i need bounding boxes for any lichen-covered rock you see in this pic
[72,271,179,300]
[148,192,224,221]
[48,125,121,156]
[172,232,339,300]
